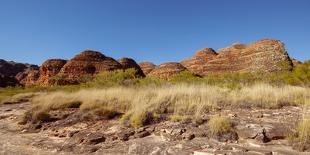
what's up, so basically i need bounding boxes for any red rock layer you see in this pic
[37,59,67,85]
[138,62,156,75]
[118,57,145,77]
[181,48,218,75]
[182,39,293,76]
[59,50,122,79]
[148,62,187,80]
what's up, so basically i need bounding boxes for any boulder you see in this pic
[181,39,293,76]
[118,57,145,77]
[148,62,187,80]
[59,50,123,79]
[138,62,156,75]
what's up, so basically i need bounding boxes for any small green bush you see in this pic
[84,68,139,87]
[170,71,202,83]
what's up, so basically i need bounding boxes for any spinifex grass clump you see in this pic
[207,116,232,135]
[24,83,310,127]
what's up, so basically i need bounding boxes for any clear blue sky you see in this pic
[0,0,309,65]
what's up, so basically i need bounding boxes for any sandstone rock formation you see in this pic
[0,59,39,87]
[292,58,302,67]
[181,48,218,75]
[16,68,40,86]
[181,39,293,76]
[0,39,301,87]
[148,62,187,80]
[118,57,145,77]
[37,59,67,85]
[59,50,122,79]
[138,62,156,75]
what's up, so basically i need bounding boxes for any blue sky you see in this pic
[0,0,309,65]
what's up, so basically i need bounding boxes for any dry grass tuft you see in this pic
[290,99,310,150]
[207,116,232,135]
[27,83,310,127]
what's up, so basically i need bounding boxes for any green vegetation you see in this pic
[1,60,310,129]
[1,60,310,104]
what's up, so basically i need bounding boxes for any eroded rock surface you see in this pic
[0,96,309,154]
[0,59,39,87]
[148,62,187,80]
[138,61,156,75]
[118,57,145,77]
[60,50,122,80]
[182,39,293,76]
[37,59,67,86]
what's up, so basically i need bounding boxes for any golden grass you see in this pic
[291,99,310,150]
[28,83,310,127]
[207,116,232,135]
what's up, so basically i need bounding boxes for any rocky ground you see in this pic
[0,97,309,155]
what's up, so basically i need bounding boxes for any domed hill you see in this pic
[0,59,39,87]
[138,61,156,75]
[59,50,123,79]
[181,48,218,75]
[36,59,67,85]
[291,58,302,67]
[182,39,293,76]
[118,57,145,77]
[148,62,187,80]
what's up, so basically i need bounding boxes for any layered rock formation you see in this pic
[0,59,39,87]
[181,48,218,75]
[59,50,123,79]
[37,59,67,85]
[118,57,145,77]
[148,62,187,80]
[138,62,156,75]
[181,39,293,76]
[292,58,302,67]
[0,39,302,87]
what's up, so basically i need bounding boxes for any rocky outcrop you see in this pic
[181,48,218,75]
[118,57,145,77]
[16,68,40,86]
[37,59,67,86]
[182,39,293,76]
[0,59,39,87]
[0,39,300,87]
[292,58,302,67]
[59,50,122,79]
[138,62,156,75]
[148,62,187,80]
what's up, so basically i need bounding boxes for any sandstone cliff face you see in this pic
[181,48,218,75]
[292,58,302,67]
[118,57,145,77]
[0,59,39,87]
[37,59,67,85]
[0,39,299,87]
[59,50,123,79]
[181,39,293,76]
[148,62,187,80]
[138,62,156,75]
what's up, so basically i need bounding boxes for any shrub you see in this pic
[207,116,232,135]
[170,71,201,83]
[293,60,310,86]
[84,68,139,87]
